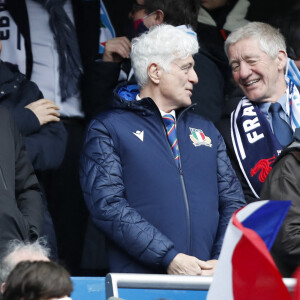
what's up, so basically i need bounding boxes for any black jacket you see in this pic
[0,61,67,171]
[261,129,300,277]
[0,106,43,253]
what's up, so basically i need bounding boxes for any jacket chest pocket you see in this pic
[0,167,7,190]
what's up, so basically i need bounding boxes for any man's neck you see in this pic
[140,86,173,113]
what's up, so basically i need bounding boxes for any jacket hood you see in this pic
[112,82,196,117]
[112,82,158,116]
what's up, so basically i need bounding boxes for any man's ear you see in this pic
[1,282,6,294]
[154,9,164,25]
[148,63,161,84]
[277,50,287,71]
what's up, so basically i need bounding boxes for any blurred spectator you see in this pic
[261,128,300,277]
[0,107,43,268]
[197,0,249,60]
[0,239,50,294]
[0,40,67,258]
[0,0,100,274]
[196,0,249,100]
[2,261,72,300]
[83,0,225,122]
[269,9,300,70]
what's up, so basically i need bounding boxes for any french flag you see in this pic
[207,200,292,300]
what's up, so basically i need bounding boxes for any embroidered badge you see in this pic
[133,130,144,142]
[250,155,276,183]
[189,128,212,147]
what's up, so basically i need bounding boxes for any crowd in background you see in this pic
[0,0,299,285]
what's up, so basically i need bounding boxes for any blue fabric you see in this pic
[162,114,180,166]
[270,102,293,147]
[80,84,246,273]
[231,99,282,198]
[241,200,291,250]
[259,93,290,129]
[118,84,139,101]
[286,58,300,86]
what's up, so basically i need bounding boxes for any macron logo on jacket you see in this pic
[133,130,144,142]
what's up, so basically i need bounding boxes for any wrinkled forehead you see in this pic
[228,38,264,57]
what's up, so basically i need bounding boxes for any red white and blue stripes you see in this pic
[163,114,180,166]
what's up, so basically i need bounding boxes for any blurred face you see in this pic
[200,0,228,10]
[129,0,157,29]
[228,38,287,103]
[158,55,198,111]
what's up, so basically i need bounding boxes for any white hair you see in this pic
[0,238,50,282]
[225,22,286,60]
[131,24,199,88]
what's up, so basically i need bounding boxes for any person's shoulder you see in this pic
[86,108,126,130]
[186,110,222,134]
[187,109,213,122]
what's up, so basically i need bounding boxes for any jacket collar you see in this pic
[0,60,15,85]
[112,82,196,117]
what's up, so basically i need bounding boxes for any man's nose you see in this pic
[189,68,198,84]
[238,61,252,79]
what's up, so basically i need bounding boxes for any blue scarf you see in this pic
[231,99,282,198]
[231,59,300,198]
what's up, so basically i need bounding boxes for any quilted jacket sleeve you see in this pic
[211,131,246,259]
[80,119,177,269]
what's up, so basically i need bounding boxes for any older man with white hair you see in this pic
[217,22,300,203]
[80,24,245,275]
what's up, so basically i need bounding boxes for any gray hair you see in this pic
[225,22,286,59]
[131,24,199,88]
[0,239,50,282]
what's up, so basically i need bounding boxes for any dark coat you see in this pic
[260,129,300,277]
[0,106,43,253]
[80,83,245,273]
[0,61,67,172]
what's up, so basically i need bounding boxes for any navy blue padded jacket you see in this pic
[80,84,245,273]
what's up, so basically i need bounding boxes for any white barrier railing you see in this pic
[105,273,297,299]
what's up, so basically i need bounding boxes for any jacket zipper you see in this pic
[176,108,192,254]
[160,106,194,254]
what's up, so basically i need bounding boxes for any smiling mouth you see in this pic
[244,79,260,87]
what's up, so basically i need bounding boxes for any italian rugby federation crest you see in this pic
[189,128,212,147]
